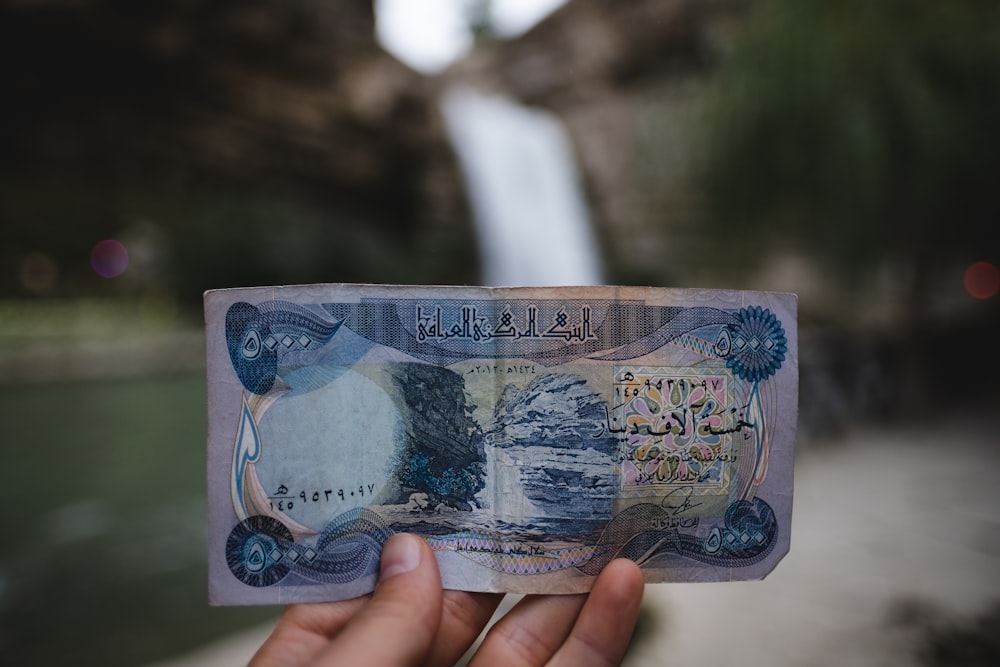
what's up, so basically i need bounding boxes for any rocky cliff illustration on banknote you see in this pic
[205,284,797,605]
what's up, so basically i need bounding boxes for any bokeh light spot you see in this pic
[963,261,1000,300]
[90,240,129,278]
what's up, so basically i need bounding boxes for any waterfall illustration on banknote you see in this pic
[206,285,797,604]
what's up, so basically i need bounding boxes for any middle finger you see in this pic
[468,593,587,667]
[424,590,504,666]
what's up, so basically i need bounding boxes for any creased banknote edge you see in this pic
[203,283,799,301]
[202,285,800,604]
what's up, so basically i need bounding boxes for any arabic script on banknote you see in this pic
[205,284,797,605]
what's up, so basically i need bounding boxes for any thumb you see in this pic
[315,533,443,666]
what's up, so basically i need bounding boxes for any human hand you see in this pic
[249,533,644,667]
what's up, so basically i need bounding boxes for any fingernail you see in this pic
[380,534,422,580]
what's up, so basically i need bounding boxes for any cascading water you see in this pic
[439,86,604,287]
[439,85,609,523]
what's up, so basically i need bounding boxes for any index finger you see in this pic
[249,596,369,667]
[423,590,504,667]
[549,559,645,667]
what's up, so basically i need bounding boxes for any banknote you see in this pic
[205,284,797,605]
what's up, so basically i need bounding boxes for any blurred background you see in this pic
[0,0,998,665]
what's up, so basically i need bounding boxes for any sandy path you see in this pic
[149,421,1000,666]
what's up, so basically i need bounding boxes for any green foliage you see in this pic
[465,0,496,40]
[0,1,480,305]
[700,0,1000,279]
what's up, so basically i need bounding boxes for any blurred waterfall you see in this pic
[440,86,604,286]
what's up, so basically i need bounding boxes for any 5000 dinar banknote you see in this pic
[205,284,797,605]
